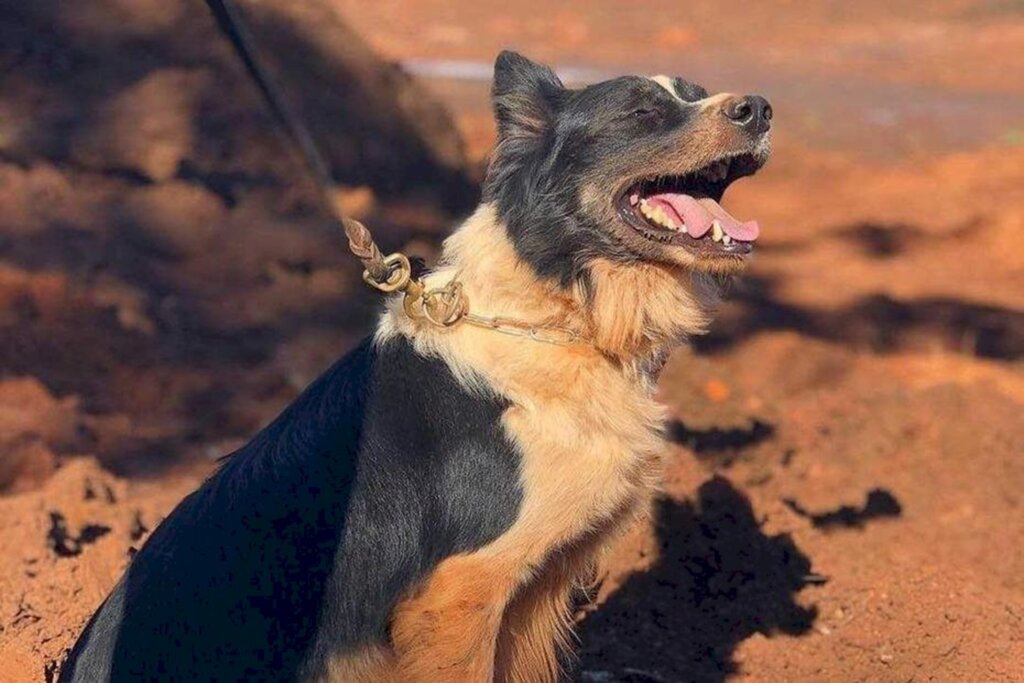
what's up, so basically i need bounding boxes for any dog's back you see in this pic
[59,337,522,681]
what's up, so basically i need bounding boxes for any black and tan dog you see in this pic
[60,51,772,682]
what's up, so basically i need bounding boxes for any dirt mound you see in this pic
[0,458,204,683]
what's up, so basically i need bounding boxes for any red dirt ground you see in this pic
[1,1,1022,681]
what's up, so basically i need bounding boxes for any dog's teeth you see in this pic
[723,234,732,245]
[629,193,640,206]
[711,220,724,242]
[651,206,674,230]
[638,198,683,232]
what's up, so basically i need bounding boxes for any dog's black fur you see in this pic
[59,337,522,681]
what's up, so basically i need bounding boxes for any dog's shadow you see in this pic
[574,476,817,683]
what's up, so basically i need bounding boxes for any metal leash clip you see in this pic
[400,277,469,329]
[362,254,469,329]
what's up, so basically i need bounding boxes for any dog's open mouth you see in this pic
[617,153,762,256]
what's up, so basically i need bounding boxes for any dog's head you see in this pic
[483,51,771,286]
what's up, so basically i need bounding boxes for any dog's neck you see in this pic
[445,205,718,359]
[382,204,720,389]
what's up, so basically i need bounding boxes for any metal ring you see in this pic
[421,285,467,327]
[362,253,411,293]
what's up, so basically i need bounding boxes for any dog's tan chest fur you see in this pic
[378,206,684,554]
[496,354,665,559]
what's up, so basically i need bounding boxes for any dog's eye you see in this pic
[631,108,659,118]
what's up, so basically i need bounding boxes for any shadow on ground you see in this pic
[697,275,1024,361]
[666,420,776,469]
[784,488,903,531]
[575,477,818,683]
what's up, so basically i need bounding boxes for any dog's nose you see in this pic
[722,95,772,135]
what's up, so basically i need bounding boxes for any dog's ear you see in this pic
[492,51,564,142]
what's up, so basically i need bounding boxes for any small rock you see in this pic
[703,377,731,402]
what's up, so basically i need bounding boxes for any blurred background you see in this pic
[0,1,1022,681]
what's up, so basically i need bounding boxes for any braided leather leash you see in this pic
[205,0,587,346]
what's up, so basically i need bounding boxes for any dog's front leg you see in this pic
[492,554,582,683]
[390,552,517,682]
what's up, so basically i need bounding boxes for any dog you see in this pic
[60,50,771,682]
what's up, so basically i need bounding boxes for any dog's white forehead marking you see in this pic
[649,75,683,102]
[651,75,735,110]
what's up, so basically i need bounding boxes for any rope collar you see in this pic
[361,251,591,347]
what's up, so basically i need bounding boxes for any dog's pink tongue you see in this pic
[647,193,760,242]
